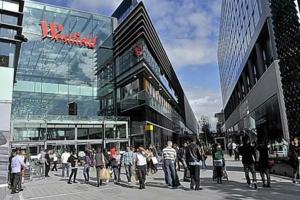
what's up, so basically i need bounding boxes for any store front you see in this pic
[11,116,129,155]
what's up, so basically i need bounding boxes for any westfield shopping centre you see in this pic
[9,0,198,152]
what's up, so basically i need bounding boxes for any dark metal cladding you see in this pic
[270,0,300,138]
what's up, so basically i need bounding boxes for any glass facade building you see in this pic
[218,0,300,147]
[6,0,198,154]
[218,0,263,105]
[97,1,198,148]
[10,1,130,152]
[13,0,113,117]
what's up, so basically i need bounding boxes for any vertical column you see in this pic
[242,71,249,95]
[75,125,78,152]
[237,81,243,101]
[274,61,290,141]
[247,60,256,87]
[255,43,265,78]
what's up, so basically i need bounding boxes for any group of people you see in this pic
[8,136,300,194]
[58,145,159,187]
[8,149,28,194]
[233,136,300,189]
[227,141,240,161]
[37,139,207,191]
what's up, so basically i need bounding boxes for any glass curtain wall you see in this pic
[12,1,113,118]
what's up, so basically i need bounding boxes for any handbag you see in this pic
[99,168,111,180]
[213,159,223,167]
[151,157,158,165]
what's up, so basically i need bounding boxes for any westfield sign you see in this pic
[40,20,97,49]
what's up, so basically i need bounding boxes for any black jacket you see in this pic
[185,143,202,163]
[67,155,78,168]
[239,145,256,165]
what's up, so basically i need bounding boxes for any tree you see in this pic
[199,116,212,145]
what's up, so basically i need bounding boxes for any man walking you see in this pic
[186,138,203,190]
[239,136,257,189]
[162,141,178,188]
[44,150,51,177]
[123,146,134,184]
[178,142,189,181]
[11,149,28,194]
[61,149,70,178]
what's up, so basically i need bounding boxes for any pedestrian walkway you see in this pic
[5,158,300,200]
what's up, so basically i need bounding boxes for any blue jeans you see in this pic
[83,164,90,182]
[164,159,176,187]
[62,163,69,177]
[124,164,132,182]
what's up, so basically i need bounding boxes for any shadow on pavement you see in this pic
[199,177,300,200]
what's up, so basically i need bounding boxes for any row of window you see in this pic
[115,39,178,102]
[13,125,127,141]
[219,0,263,102]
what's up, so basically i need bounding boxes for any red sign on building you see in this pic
[40,20,97,49]
[132,44,143,57]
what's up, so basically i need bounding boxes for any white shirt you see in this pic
[53,154,58,162]
[232,143,237,150]
[61,152,70,164]
[11,155,27,173]
[136,153,147,166]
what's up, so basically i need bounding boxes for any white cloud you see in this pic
[67,0,122,13]
[185,86,223,131]
[143,0,222,69]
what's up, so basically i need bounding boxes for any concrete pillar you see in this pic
[242,71,249,95]
[274,61,290,141]
[237,80,243,100]
[247,60,256,87]
[255,43,265,78]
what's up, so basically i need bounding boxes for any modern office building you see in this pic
[9,0,197,153]
[218,0,300,143]
[0,0,26,194]
[97,0,198,148]
[11,0,129,153]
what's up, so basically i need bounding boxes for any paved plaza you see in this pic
[5,158,300,200]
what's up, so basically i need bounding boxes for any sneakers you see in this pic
[249,183,257,189]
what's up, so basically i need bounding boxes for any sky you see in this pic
[32,0,223,130]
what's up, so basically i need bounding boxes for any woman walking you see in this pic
[256,141,271,187]
[213,144,224,184]
[289,137,300,183]
[67,151,78,184]
[83,150,92,183]
[95,148,106,187]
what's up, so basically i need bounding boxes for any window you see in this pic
[0,0,19,12]
[89,128,103,139]
[121,79,139,99]
[0,42,15,67]
[105,124,114,139]
[77,128,89,140]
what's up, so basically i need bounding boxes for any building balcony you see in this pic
[119,90,182,123]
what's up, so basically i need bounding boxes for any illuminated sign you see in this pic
[40,20,97,49]
[132,44,143,57]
